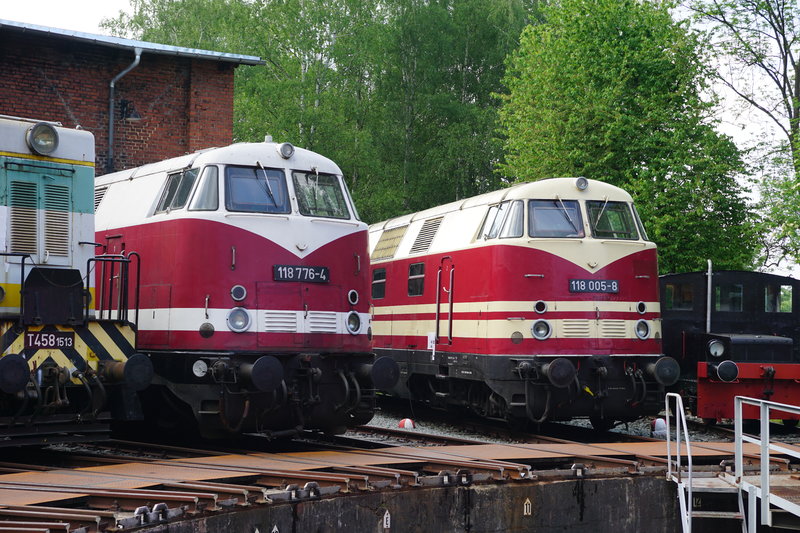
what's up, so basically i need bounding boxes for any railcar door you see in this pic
[435,256,455,345]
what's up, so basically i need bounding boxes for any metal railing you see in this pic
[734,396,800,529]
[666,391,694,533]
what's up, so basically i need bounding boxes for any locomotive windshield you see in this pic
[586,200,639,240]
[292,171,350,219]
[225,165,290,214]
[529,199,584,237]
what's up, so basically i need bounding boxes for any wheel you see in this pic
[589,416,615,432]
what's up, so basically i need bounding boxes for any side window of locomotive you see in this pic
[372,268,386,299]
[292,171,350,219]
[155,168,199,213]
[225,166,290,214]
[529,199,584,238]
[499,200,524,238]
[408,263,425,297]
[765,284,793,313]
[664,283,694,311]
[715,283,743,312]
[632,205,649,240]
[189,166,219,211]
[481,201,511,239]
[586,201,639,240]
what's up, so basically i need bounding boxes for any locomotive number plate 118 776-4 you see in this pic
[273,265,330,283]
[568,279,619,293]
[25,331,75,350]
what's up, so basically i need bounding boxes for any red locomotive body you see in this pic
[96,141,395,437]
[370,178,678,429]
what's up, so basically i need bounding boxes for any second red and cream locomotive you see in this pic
[369,178,679,430]
[95,139,396,438]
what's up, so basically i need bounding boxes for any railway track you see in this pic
[0,426,762,532]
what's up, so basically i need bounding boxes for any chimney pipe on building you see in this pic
[107,47,142,173]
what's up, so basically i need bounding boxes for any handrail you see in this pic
[734,396,800,528]
[666,392,693,533]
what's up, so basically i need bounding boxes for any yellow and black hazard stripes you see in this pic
[0,320,135,376]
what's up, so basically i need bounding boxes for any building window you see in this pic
[408,262,425,297]
[372,268,386,299]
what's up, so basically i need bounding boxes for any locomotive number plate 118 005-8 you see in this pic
[568,279,619,293]
[25,331,75,350]
[273,265,330,283]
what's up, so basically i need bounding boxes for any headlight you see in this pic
[346,311,361,335]
[636,301,647,314]
[26,122,59,155]
[227,307,251,332]
[230,285,247,302]
[707,339,725,357]
[635,319,650,340]
[348,290,359,306]
[534,300,547,314]
[278,142,295,159]
[531,319,552,340]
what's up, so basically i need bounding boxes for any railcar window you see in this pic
[189,166,219,211]
[664,283,694,311]
[408,263,425,297]
[632,206,649,240]
[482,201,511,239]
[765,284,793,313]
[715,283,743,312]
[292,171,349,219]
[155,168,199,213]
[372,268,386,299]
[586,201,639,240]
[529,199,584,238]
[225,166,290,214]
[499,200,524,238]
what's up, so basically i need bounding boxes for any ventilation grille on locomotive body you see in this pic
[9,181,71,259]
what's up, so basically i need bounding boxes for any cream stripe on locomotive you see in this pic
[136,308,371,335]
[372,300,661,316]
[372,316,661,340]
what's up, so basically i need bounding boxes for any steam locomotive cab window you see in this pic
[529,199,584,238]
[765,284,793,313]
[586,201,639,240]
[664,283,694,311]
[292,171,350,219]
[372,268,386,299]
[156,168,199,213]
[408,262,425,296]
[189,166,219,211]
[225,166,290,214]
[715,283,743,312]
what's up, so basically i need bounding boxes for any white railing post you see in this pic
[666,392,693,533]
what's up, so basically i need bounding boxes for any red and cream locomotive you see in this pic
[369,178,679,430]
[95,139,397,438]
[661,267,800,423]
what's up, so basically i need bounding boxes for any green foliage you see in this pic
[498,0,758,273]
[104,0,536,223]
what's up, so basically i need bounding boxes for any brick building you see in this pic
[0,19,262,174]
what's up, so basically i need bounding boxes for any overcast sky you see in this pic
[2,0,132,34]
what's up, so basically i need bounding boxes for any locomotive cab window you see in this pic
[155,168,199,213]
[715,283,743,312]
[529,199,584,238]
[189,166,219,211]
[481,201,510,239]
[765,284,793,313]
[664,283,694,311]
[498,200,524,238]
[372,268,386,299]
[292,171,350,219]
[586,200,639,240]
[408,263,425,296]
[225,165,290,214]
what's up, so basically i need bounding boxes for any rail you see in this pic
[734,396,800,529]
[665,392,693,533]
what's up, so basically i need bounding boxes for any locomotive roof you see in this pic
[660,270,799,284]
[371,178,631,231]
[96,141,343,184]
[0,115,95,164]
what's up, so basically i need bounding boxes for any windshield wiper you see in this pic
[256,160,277,205]
[593,196,610,226]
[556,196,580,234]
